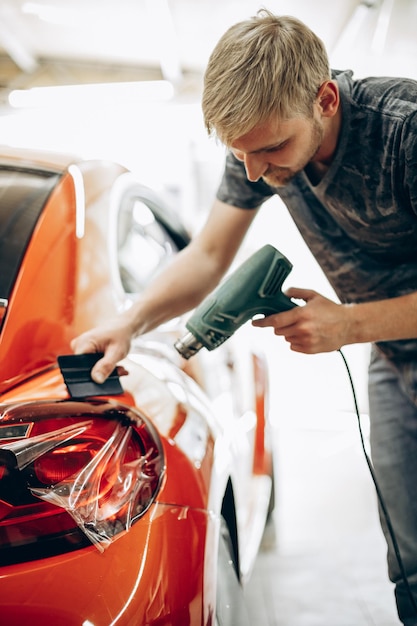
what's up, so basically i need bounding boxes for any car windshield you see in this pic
[0,166,60,300]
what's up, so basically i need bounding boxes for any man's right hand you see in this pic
[70,318,134,384]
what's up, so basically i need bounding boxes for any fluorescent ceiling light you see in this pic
[22,2,97,25]
[8,80,174,109]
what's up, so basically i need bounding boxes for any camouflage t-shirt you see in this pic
[216,69,417,362]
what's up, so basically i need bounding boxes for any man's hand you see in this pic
[252,287,353,354]
[70,318,133,384]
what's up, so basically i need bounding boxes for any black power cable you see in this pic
[338,348,417,616]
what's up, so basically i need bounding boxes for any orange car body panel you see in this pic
[0,504,216,626]
[0,173,77,389]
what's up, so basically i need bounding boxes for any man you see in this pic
[72,10,417,624]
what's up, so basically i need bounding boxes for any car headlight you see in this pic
[0,399,164,563]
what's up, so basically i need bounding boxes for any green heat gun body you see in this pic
[174,244,296,359]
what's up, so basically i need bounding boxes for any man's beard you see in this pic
[262,118,324,187]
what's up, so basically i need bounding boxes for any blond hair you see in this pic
[202,10,330,145]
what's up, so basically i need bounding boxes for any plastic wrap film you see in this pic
[0,403,164,551]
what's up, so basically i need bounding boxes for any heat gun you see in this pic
[174,244,296,359]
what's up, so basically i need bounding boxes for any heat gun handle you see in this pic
[183,244,296,352]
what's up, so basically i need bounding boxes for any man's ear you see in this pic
[316,80,339,118]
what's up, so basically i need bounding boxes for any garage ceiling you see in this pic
[0,1,358,74]
[2,0,415,100]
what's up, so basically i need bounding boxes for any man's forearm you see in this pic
[120,244,230,337]
[345,291,417,345]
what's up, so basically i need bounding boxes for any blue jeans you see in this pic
[368,346,417,625]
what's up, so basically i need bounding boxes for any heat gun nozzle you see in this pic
[174,331,204,360]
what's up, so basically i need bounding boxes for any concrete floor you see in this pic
[242,368,400,625]
[245,423,400,625]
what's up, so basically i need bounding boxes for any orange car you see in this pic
[0,146,274,626]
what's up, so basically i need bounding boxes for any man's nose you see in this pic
[233,150,266,182]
